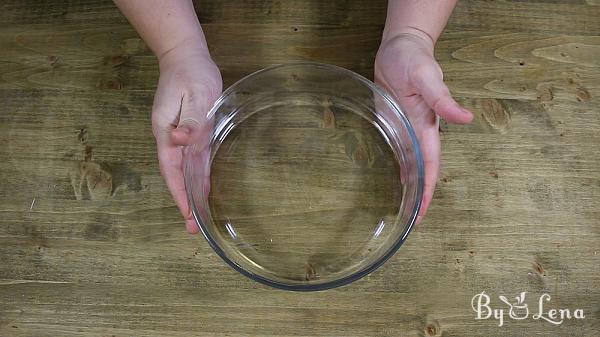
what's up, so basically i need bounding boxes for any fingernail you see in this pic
[416,215,423,225]
[186,219,199,234]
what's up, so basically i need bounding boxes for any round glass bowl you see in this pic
[184,62,423,291]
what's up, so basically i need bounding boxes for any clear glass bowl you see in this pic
[184,62,423,291]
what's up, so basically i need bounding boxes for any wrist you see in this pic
[157,35,210,63]
[380,26,436,56]
[382,26,436,49]
[157,36,212,68]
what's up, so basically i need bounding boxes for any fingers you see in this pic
[171,82,219,148]
[171,117,212,148]
[415,115,441,226]
[153,81,201,234]
[155,139,200,234]
[186,219,200,234]
[412,62,474,125]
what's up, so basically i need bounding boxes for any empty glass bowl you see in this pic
[184,62,423,291]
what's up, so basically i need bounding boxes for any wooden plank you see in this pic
[1,0,599,336]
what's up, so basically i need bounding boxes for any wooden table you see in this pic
[1,1,599,336]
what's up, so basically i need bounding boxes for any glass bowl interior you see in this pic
[185,62,423,291]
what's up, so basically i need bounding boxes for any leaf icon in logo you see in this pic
[516,291,526,305]
[499,295,511,307]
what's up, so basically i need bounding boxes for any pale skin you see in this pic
[113,0,473,233]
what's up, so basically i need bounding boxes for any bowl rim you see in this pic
[186,61,424,291]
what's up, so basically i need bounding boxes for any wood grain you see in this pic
[1,1,599,336]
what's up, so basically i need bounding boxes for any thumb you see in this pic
[412,62,474,124]
[171,86,218,147]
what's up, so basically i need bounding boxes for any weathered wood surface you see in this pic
[0,0,599,336]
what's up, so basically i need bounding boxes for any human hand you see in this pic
[375,31,473,224]
[152,45,222,233]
